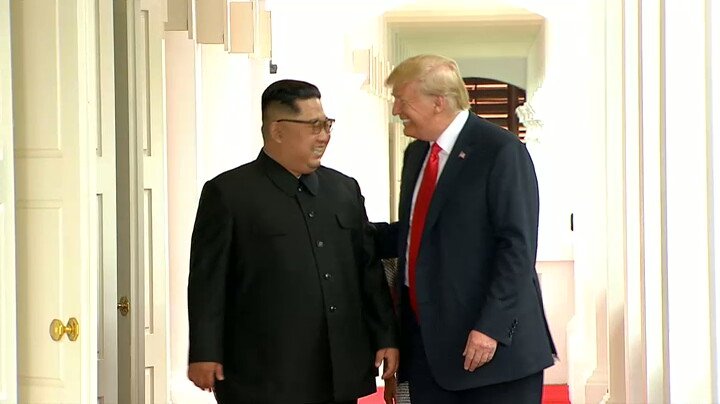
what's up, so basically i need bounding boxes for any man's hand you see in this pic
[375,347,400,380]
[462,330,497,372]
[187,361,224,392]
[383,374,397,404]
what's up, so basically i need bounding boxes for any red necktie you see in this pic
[408,143,441,318]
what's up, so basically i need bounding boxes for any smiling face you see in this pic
[391,80,445,142]
[267,98,330,177]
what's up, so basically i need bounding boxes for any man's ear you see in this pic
[433,95,446,113]
[269,121,283,143]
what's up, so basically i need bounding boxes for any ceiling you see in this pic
[387,0,541,16]
[384,0,544,59]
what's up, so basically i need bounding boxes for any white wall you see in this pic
[537,261,574,385]
[455,57,527,89]
[166,32,214,404]
[269,3,392,221]
[196,47,267,184]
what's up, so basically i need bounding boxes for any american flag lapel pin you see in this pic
[458,151,467,159]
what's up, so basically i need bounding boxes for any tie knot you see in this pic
[431,142,442,157]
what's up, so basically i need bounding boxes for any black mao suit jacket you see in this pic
[188,151,398,403]
[380,113,556,391]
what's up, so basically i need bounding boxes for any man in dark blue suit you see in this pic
[375,55,556,404]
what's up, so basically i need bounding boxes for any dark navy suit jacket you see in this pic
[375,113,556,390]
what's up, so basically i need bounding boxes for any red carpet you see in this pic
[542,384,571,403]
[359,385,570,403]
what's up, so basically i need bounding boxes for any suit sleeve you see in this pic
[475,141,539,346]
[187,181,233,363]
[352,180,400,350]
[369,221,399,259]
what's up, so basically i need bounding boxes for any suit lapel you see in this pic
[424,115,478,231]
[397,141,428,273]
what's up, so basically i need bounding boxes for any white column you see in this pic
[664,0,714,401]
[542,1,610,401]
[606,0,718,402]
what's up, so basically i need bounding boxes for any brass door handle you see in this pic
[49,317,79,341]
[117,296,130,316]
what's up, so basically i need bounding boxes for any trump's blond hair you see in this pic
[385,54,470,112]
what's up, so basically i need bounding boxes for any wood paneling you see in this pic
[465,77,526,141]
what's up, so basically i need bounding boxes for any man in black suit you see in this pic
[376,55,556,403]
[187,79,399,404]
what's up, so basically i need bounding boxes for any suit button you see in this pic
[317,241,324,247]
[323,273,331,280]
[308,211,315,218]
[329,305,337,312]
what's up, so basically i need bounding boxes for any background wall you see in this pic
[268,3,392,221]
[456,57,527,89]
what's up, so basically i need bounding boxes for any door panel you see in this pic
[11,0,100,402]
[138,0,169,402]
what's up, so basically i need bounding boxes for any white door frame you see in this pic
[137,1,171,402]
[0,1,17,402]
[114,0,147,402]
[115,0,170,402]
[97,0,120,401]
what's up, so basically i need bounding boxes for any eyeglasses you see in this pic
[275,118,335,134]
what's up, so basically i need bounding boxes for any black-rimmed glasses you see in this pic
[275,118,335,134]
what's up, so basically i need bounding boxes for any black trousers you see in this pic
[215,391,355,404]
[214,378,356,404]
[400,288,544,404]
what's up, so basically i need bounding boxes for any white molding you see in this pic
[711,0,720,399]
[604,0,629,403]
[639,0,668,402]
